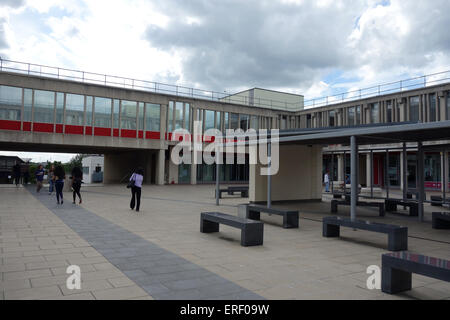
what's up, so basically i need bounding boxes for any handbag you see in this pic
[126,173,136,189]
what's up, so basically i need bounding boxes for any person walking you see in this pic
[54,165,65,205]
[12,163,21,187]
[35,164,45,193]
[324,170,330,193]
[129,167,144,212]
[48,165,55,195]
[71,166,83,204]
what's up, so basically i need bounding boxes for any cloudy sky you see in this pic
[1,0,450,161]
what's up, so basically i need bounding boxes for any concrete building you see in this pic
[0,59,449,198]
[81,155,104,184]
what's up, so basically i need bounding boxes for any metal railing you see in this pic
[1,58,450,112]
[304,70,450,108]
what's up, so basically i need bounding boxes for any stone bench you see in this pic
[200,212,263,246]
[385,199,418,217]
[216,186,249,198]
[430,195,450,207]
[331,199,385,217]
[322,216,408,251]
[246,204,299,229]
[382,252,450,294]
[432,212,450,229]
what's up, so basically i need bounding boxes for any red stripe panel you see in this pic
[94,127,111,137]
[138,130,143,139]
[0,119,21,131]
[145,131,160,140]
[55,124,63,133]
[120,129,137,138]
[113,128,119,137]
[33,122,54,133]
[23,122,31,131]
[64,125,84,135]
[85,126,92,135]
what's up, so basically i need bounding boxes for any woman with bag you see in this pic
[128,167,144,212]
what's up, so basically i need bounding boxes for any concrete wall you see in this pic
[104,150,158,184]
[250,144,322,202]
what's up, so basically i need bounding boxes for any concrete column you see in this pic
[190,150,198,185]
[366,153,371,188]
[337,154,344,182]
[350,136,358,222]
[417,142,425,222]
[156,149,165,185]
[439,94,447,121]
[398,99,406,122]
[442,151,449,194]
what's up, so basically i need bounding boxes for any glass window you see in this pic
[138,102,144,130]
[56,92,64,124]
[370,103,379,123]
[121,100,137,129]
[23,88,32,121]
[0,85,22,121]
[329,111,335,127]
[386,101,392,123]
[388,153,400,186]
[65,93,84,125]
[425,153,441,183]
[86,96,93,126]
[447,93,450,120]
[184,103,190,130]
[348,107,355,125]
[240,114,249,130]
[145,103,160,131]
[167,101,174,132]
[429,93,436,122]
[409,96,419,122]
[205,110,215,130]
[224,112,229,129]
[94,97,112,128]
[356,106,361,125]
[306,114,311,128]
[215,111,221,129]
[230,113,239,129]
[113,99,120,128]
[175,102,183,130]
[34,90,54,123]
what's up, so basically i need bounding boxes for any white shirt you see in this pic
[324,173,329,183]
[130,173,143,188]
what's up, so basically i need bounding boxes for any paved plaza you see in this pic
[0,184,449,300]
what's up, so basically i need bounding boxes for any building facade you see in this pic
[1,62,450,191]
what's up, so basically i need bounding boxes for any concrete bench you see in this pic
[382,252,450,294]
[331,199,385,217]
[385,199,418,217]
[430,195,450,207]
[432,212,450,229]
[246,204,299,229]
[216,186,249,198]
[322,216,408,251]
[200,212,263,246]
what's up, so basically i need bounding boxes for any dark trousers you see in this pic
[130,186,141,211]
[55,180,64,203]
[72,180,81,202]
